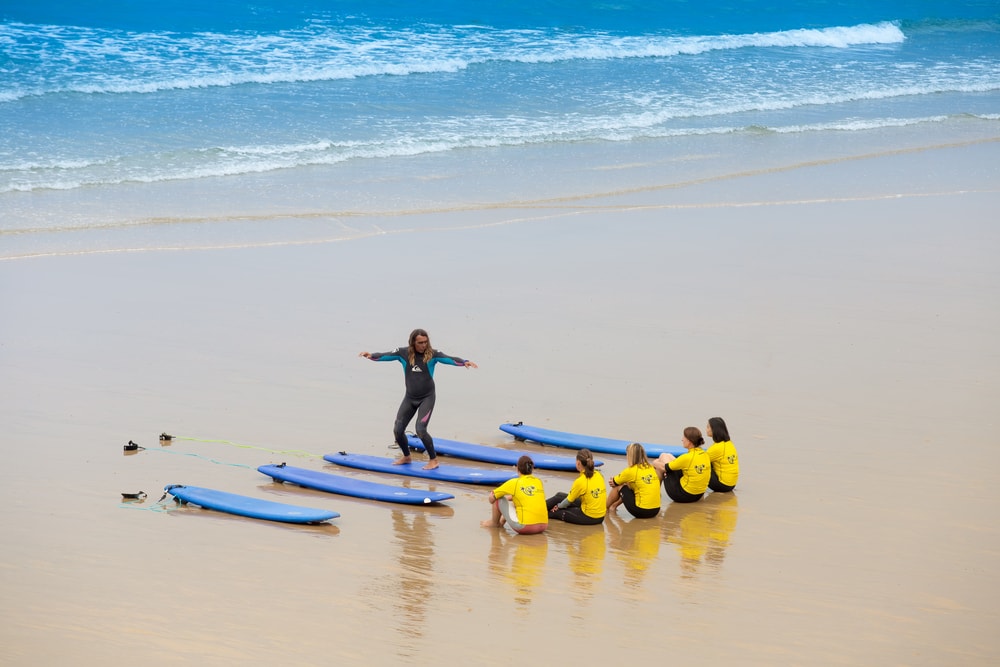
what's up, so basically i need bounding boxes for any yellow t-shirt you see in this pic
[612,464,661,510]
[567,470,607,519]
[667,448,711,495]
[707,440,739,487]
[493,474,548,525]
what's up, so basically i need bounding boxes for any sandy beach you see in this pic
[2,123,999,665]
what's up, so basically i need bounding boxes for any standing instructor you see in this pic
[359,328,478,470]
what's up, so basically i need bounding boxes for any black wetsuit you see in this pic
[369,347,467,459]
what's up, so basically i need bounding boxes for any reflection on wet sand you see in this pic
[487,529,549,611]
[605,513,661,590]
[546,526,607,605]
[662,492,739,579]
[391,509,435,633]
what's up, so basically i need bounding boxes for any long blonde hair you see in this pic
[626,442,651,468]
[407,328,433,365]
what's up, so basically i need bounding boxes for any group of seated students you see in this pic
[482,417,739,535]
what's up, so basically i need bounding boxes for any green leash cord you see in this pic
[118,490,176,513]
[160,432,322,460]
[118,434,324,512]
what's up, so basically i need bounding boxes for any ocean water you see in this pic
[1,1,998,256]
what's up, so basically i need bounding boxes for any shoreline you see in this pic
[2,117,998,261]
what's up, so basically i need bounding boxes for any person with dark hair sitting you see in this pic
[482,455,548,535]
[705,417,739,492]
[547,449,606,525]
[654,427,710,503]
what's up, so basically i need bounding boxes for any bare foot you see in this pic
[392,455,412,466]
[422,460,439,470]
[481,519,499,528]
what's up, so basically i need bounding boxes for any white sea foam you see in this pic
[0,21,907,100]
[2,113,988,194]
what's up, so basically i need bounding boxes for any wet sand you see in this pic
[1,126,999,665]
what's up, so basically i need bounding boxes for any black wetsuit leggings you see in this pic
[546,492,605,525]
[393,393,436,458]
[708,469,736,493]
[619,485,660,518]
[662,469,704,503]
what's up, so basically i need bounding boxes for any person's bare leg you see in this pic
[653,453,675,480]
[481,498,502,527]
[607,486,620,510]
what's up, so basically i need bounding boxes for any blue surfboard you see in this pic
[165,484,339,524]
[258,463,454,505]
[499,422,687,458]
[323,452,516,486]
[405,434,603,471]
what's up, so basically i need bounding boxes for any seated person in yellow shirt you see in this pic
[654,426,710,503]
[482,455,548,535]
[706,416,739,492]
[547,449,607,525]
[607,442,661,519]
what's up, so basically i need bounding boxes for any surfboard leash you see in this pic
[126,438,258,470]
[118,489,176,513]
[119,437,254,512]
[159,432,323,460]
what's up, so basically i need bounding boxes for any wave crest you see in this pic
[1,21,904,100]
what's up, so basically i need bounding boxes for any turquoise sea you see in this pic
[1,1,998,255]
